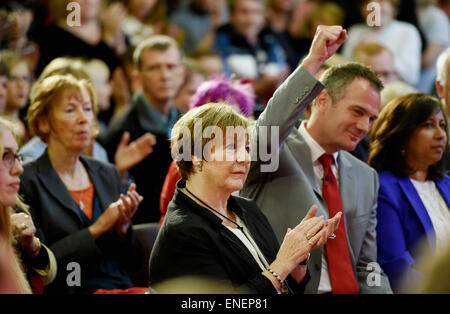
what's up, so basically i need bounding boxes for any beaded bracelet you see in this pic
[267,267,283,286]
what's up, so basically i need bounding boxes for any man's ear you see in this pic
[436,80,444,100]
[315,89,332,112]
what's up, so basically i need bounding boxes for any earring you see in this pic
[197,161,202,172]
[401,149,405,157]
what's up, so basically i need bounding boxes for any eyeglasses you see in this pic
[2,150,23,169]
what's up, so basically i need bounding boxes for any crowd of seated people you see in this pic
[0,0,449,295]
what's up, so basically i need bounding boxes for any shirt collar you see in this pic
[299,120,339,166]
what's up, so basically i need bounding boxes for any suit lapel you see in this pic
[398,176,436,249]
[36,152,85,222]
[79,156,111,211]
[436,178,450,210]
[286,131,322,197]
[337,153,357,218]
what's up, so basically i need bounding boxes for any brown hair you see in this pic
[369,93,449,181]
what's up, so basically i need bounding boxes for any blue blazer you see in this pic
[376,170,450,292]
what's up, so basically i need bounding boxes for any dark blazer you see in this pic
[149,181,309,294]
[19,151,143,294]
[376,170,450,292]
[99,94,182,224]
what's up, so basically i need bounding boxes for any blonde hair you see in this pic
[170,103,251,181]
[0,118,32,294]
[27,74,99,143]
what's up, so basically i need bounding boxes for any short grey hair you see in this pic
[436,47,450,86]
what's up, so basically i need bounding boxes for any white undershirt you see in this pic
[410,179,450,252]
[299,121,339,294]
[225,216,269,272]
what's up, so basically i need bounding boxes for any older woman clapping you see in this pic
[19,75,144,294]
[149,103,341,294]
[369,93,450,293]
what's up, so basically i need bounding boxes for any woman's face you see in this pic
[43,87,95,153]
[404,110,448,171]
[201,131,251,194]
[0,129,23,209]
[6,61,31,111]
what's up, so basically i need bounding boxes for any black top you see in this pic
[149,180,309,294]
[31,24,119,76]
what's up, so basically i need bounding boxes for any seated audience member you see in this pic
[189,48,225,78]
[288,1,346,72]
[19,57,155,183]
[122,0,183,48]
[150,103,341,293]
[160,77,255,225]
[0,117,34,294]
[0,56,8,114]
[436,47,450,117]
[100,35,184,224]
[352,42,399,85]
[79,58,112,134]
[169,0,228,54]
[0,118,57,294]
[409,240,450,293]
[19,57,109,163]
[415,0,450,94]
[380,80,418,109]
[31,0,126,76]
[369,93,450,292]
[435,47,450,171]
[19,74,145,294]
[0,0,40,73]
[172,57,208,113]
[350,41,401,162]
[342,0,422,87]
[213,0,289,103]
[0,50,32,145]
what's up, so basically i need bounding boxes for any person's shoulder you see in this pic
[341,150,376,174]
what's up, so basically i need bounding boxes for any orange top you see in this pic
[69,182,94,219]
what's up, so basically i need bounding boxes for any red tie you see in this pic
[319,154,359,294]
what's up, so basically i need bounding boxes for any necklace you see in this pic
[78,190,84,210]
[184,187,242,230]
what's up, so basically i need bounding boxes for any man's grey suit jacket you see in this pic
[241,65,392,293]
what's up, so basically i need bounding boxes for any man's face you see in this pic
[436,61,450,116]
[358,50,398,84]
[316,78,380,152]
[231,0,265,41]
[139,46,183,107]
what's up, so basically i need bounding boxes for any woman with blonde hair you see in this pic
[0,117,56,294]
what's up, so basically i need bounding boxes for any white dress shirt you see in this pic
[299,120,339,294]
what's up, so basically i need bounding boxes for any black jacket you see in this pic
[149,181,309,294]
[19,151,143,294]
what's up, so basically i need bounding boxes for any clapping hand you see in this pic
[114,131,156,179]
[114,184,143,237]
[11,213,41,258]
